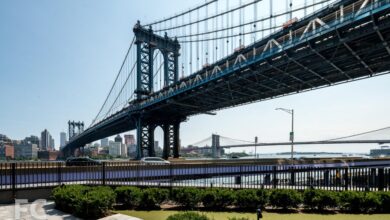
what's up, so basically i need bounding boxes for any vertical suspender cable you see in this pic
[253,0,257,43]
[182,15,185,77]
[197,8,200,71]
[239,0,243,46]
[189,11,193,77]
[215,0,218,62]
[270,0,273,33]
[205,0,209,64]
[226,0,229,57]
[231,2,234,52]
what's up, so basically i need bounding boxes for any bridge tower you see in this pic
[133,21,181,159]
[212,134,221,158]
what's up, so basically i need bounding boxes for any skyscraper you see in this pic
[50,136,55,150]
[101,138,109,147]
[124,134,135,145]
[40,129,50,150]
[60,132,67,148]
[114,135,123,144]
[41,129,54,151]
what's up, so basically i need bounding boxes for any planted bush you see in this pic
[166,212,209,220]
[115,186,142,208]
[52,185,115,219]
[339,191,364,212]
[139,187,169,209]
[75,186,116,219]
[172,187,202,208]
[235,189,268,209]
[201,188,235,209]
[269,189,302,210]
[361,192,381,213]
[52,185,89,213]
[303,189,339,210]
[379,191,390,212]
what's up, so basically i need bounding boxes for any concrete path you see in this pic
[0,201,142,220]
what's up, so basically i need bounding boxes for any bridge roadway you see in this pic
[1,158,390,190]
[65,0,390,153]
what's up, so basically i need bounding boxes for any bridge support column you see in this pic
[212,134,221,158]
[135,118,156,159]
[162,121,181,159]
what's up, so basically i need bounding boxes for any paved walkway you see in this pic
[0,201,141,220]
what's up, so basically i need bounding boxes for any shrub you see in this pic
[52,185,89,213]
[139,188,169,209]
[235,189,268,209]
[75,186,116,219]
[379,191,390,212]
[166,212,209,220]
[172,187,202,208]
[361,192,381,213]
[339,191,364,212]
[201,188,235,209]
[269,189,302,209]
[303,189,339,210]
[115,186,142,208]
[52,185,115,219]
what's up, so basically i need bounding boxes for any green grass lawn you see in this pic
[115,210,390,220]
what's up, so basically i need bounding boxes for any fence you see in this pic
[0,161,389,193]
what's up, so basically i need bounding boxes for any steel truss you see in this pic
[133,21,181,158]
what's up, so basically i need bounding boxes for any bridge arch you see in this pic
[152,49,166,92]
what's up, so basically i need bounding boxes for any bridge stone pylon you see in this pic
[133,21,181,159]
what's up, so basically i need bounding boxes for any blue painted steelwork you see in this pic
[63,0,390,158]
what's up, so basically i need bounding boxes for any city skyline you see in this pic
[1,0,390,154]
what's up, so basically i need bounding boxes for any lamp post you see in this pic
[275,108,294,165]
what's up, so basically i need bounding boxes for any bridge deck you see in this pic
[65,0,390,151]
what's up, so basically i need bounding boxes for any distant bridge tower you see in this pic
[212,134,222,158]
[68,120,84,141]
[132,21,182,159]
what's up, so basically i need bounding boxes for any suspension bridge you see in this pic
[188,126,390,157]
[62,0,390,159]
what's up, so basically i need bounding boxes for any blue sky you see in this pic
[1,0,390,153]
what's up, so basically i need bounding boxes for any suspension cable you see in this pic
[154,0,262,32]
[143,0,217,27]
[175,0,331,39]
[91,37,135,126]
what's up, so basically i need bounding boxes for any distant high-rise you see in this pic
[60,132,67,148]
[40,129,54,151]
[101,138,109,147]
[109,141,121,157]
[124,134,135,145]
[114,135,123,144]
[50,137,55,150]
[23,135,40,146]
[40,129,50,150]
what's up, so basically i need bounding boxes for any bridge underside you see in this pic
[64,1,390,157]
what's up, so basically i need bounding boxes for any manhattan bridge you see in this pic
[62,0,390,159]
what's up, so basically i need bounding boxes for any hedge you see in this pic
[201,188,236,209]
[115,186,142,208]
[166,212,209,220]
[172,187,202,208]
[269,189,302,209]
[52,185,115,219]
[235,189,268,209]
[53,185,390,216]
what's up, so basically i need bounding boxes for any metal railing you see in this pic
[0,161,389,193]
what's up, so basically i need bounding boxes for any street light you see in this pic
[275,108,294,165]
